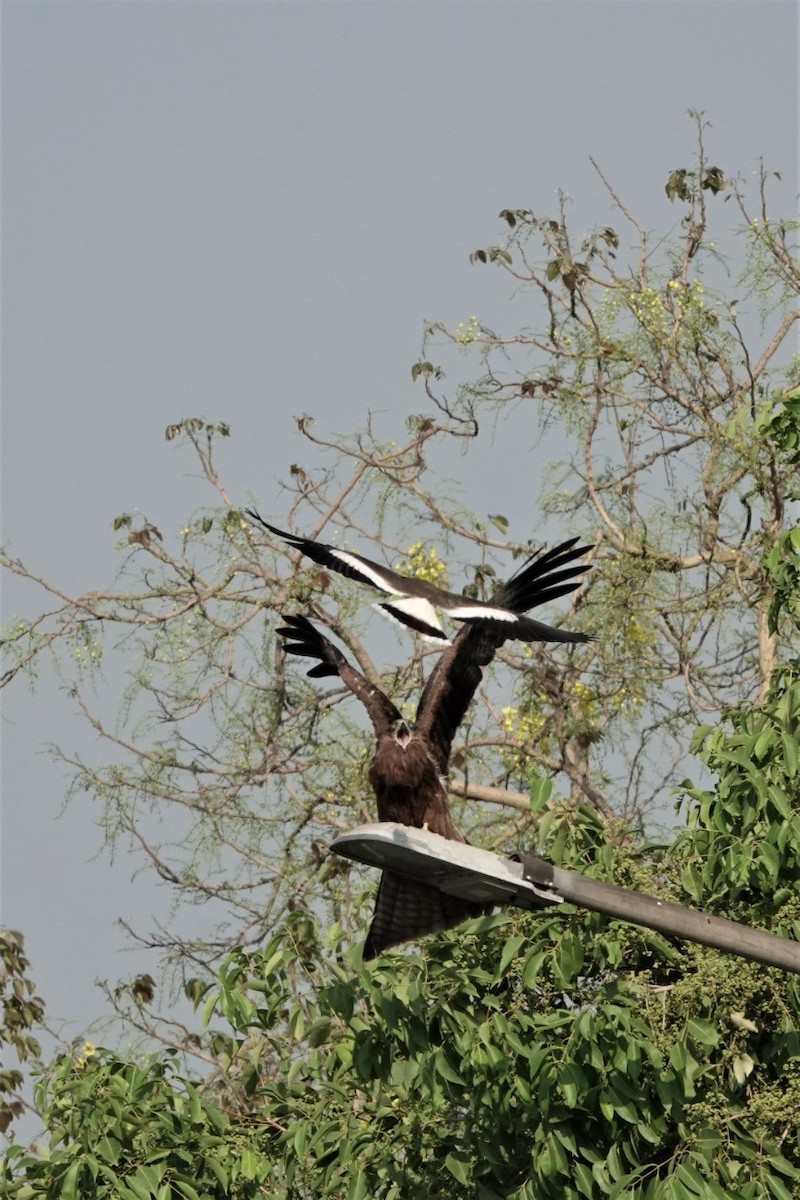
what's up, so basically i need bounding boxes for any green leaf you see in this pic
[766,1175,795,1200]
[200,990,220,1026]
[347,1169,369,1200]
[767,784,792,818]
[686,1017,719,1047]
[754,726,773,759]
[703,1181,732,1200]
[529,776,554,807]
[174,1183,201,1200]
[574,1161,596,1197]
[759,841,780,882]
[680,864,703,903]
[434,1053,464,1085]
[95,1136,121,1165]
[185,1080,202,1124]
[781,731,798,776]
[675,1162,708,1194]
[133,1164,166,1195]
[445,1152,471,1185]
[556,932,584,983]
[288,1004,306,1041]
[61,1162,81,1200]
[523,950,547,987]
[307,1017,333,1047]
[498,934,525,976]
[294,1119,308,1158]
[558,1062,587,1108]
[240,1147,260,1180]
[206,1156,229,1190]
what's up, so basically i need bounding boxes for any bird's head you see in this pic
[390,718,414,750]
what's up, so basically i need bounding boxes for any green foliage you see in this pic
[678,664,800,913]
[766,527,800,638]
[0,932,44,1137]
[193,796,800,1198]
[422,123,800,828]
[8,781,800,1198]
[762,389,800,636]
[1,1049,268,1199]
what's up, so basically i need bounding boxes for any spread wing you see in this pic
[248,508,590,642]
[276,614,401,735]
[415,539,593,771]
[248,510,449,641]
[248,511,409,593]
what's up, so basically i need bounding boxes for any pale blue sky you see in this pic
[2,0,798,1048]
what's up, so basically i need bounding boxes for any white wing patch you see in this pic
[332,549,398,593]
[374,599,450,644]
[446,602,519,623]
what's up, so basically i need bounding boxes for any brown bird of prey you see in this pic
[247,508,591,645]
[276,536,592,958]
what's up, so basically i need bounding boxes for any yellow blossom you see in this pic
[401,542,448,587]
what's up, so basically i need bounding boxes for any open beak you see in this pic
[395,721,412,750]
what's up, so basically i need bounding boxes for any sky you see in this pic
[2,0,798,1064]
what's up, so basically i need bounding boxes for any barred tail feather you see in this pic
[363,870,490,959]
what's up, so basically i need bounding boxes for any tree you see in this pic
[428,118,799,819]
[2,121,800,1195]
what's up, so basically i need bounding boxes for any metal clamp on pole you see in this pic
[511,850,800,975]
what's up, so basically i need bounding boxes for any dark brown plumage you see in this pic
[277,536,592,957]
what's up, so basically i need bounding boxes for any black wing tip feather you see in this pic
[275,613,321,644]
[277,613,316,635]
[457,613,594,643]
[276,613,343,678]
[514,619,595,645]
[245,508,297,543]
[503,540,593,584]
[496,542,593,615]
[247,511,384,591]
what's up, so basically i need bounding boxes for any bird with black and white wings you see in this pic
[276,535,593,958]
[247,508,592,646]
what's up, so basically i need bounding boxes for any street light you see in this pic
[331,823,800,974]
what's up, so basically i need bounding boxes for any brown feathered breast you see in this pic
[369,734,463,840]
